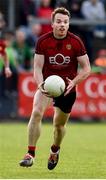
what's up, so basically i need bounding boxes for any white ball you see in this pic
[44,75,65,97]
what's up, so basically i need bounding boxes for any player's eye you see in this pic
[56,20,61,23]
[64,20,68,24]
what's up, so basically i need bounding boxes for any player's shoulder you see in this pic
[0,39,5,45]
[37,31,53,44]
[68,31,84,45]
[68,31,82,41]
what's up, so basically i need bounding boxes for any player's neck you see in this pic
[53,32,67,39]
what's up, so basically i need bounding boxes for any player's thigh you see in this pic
[53,107,70,126]
[32,89,52,115]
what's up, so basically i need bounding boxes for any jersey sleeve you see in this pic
[75,37,87,57]
[35,38,45,55]
[0,40,6,56]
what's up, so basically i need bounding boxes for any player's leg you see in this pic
[48,107,70,170]
[53,107,70,146]
[19,89,51,167]
[28,89,51,147]
[48,92,76,170]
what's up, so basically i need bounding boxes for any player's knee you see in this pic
[32,108,43,120]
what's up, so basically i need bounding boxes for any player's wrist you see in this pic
[5,67,10,70]
[71,80,76,87]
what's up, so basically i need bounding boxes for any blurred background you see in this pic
[0,0,106,122]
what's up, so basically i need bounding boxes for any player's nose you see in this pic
[60,22,65,26]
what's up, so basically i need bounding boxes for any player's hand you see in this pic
[5,67,12,78]
[64,77,75,96]
[38,82,53,98]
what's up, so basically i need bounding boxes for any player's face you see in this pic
[52,13,69,39]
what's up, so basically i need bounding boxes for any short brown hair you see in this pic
[51,7,71,22]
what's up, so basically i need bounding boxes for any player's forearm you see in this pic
[33,69,43,86]
[3,54,9,68]
[72,68,91,85]
[33,54,44,86]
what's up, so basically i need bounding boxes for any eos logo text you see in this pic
[49,53,71,65]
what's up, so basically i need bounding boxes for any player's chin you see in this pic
[59,31,66,37]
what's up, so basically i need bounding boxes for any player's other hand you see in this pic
[64,77,75,96]
[5,67,12,78]
[38,82,53,98]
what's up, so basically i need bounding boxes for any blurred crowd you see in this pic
[0,0,106,99]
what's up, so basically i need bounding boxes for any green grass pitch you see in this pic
[0,121,106,179]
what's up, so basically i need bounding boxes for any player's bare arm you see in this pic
[33,53,51,96]
[3,53,12,78]
[65,54,91,96]
[33,53,44,85]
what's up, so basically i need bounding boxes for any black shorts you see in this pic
[53,91,76,113]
